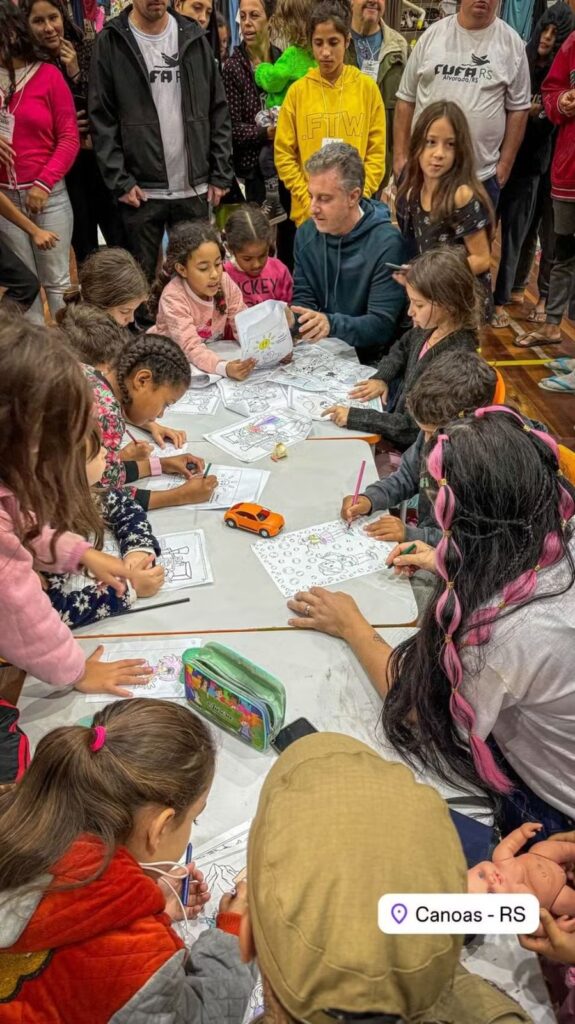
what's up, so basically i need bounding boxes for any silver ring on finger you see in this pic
[304,603,311,617]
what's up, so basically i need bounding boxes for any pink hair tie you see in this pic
[90,726,107,752]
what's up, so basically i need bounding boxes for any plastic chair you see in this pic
[492,367,506,405]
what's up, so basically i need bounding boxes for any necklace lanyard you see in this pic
[0,64,37,110]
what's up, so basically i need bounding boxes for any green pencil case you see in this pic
[182,642,286,752]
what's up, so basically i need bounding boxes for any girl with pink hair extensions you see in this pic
[287,407,575,835]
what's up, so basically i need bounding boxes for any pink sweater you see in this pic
[0,63,79,193]
[224,257,294,307]
[149,273,246,375]
[0,486,90,686]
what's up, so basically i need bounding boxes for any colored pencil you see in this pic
[348,459,366,529]
[116,597,190,617]
[181,842,193,905]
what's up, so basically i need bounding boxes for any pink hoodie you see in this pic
[149,272,246,375]
[0,486,90,686]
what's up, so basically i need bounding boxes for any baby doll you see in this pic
[468,822,575,918]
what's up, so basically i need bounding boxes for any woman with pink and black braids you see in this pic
[287,407,575,835]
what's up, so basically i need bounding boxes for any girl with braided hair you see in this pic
[148,221,257,381]
[287,407,575,833]
[84,334,218,511]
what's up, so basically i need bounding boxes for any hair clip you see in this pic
[438,478,447,487]
[443,529,452,538]
[523,424,532,433]
[446,581,455,590]
[90,725,107,752]
[533,564,541,573]
[444,634,453,643]
[498,600,506,610]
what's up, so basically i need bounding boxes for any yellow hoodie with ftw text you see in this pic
[274,64,386,227]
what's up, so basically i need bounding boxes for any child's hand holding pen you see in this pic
[159,863,210,922]
[341,494,372,523]
[120,440,154,461]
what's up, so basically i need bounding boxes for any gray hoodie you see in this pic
[363,431,441,546]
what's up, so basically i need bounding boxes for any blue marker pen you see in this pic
[181,842,193,906]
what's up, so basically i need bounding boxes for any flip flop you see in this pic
[538,375,575,392]
[527,309,547,324]
[513,331,562,349]
[545,357,575,374]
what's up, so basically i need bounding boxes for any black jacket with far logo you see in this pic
[88,6,233,198]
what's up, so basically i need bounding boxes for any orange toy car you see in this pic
[224,502,285,538]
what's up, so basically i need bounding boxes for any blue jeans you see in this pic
[482,174,501,212]
[489,739,575,842]
[0,182,73,323]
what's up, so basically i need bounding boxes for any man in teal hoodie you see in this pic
[291,143,407,365]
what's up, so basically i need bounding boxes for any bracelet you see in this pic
[149,456,162,477]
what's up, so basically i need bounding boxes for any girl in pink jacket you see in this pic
[0,318,153,781]
[148,221,257,381]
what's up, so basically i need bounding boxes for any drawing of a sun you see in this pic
[258,336,272,350]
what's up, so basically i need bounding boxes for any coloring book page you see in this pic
[170,387,221,416]
[150,442,190,458]
[192,465,270,509]
[235,299,293,368]
[85,637,201,702]
[270,346,366,394]
[287,387,382,421]
[176,821,263,1023]
[157,530,213,590]
[184,821,251,942]
[217,377,289,417]
[204,409,312,463]
[252,517,395,597]
[141,465,269,507]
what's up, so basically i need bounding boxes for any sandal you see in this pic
[527,309,547,324]
[513,331,562,349]
[538,374,575,393]
[491,311,512,329]
[545,357,575,374]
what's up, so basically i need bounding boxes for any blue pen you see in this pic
[181,842,193,906]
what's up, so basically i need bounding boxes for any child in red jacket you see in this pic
[0,699,255,1023]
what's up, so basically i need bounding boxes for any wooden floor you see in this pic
[482,250,575,447]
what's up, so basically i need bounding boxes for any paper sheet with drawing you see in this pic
[177,821,263,1023]
[150,442,191,458]
[288,387,382,421]
[217,377,288,417]
[270,346,366,393]
[235,299,293,368]
[156,530,213,590]
[85,637,201,702]
[204,409,312,463]
[252,517,395,597]
[170,388,221,415]
[142,465,270,508]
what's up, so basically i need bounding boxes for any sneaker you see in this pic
[261,196,288,226]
